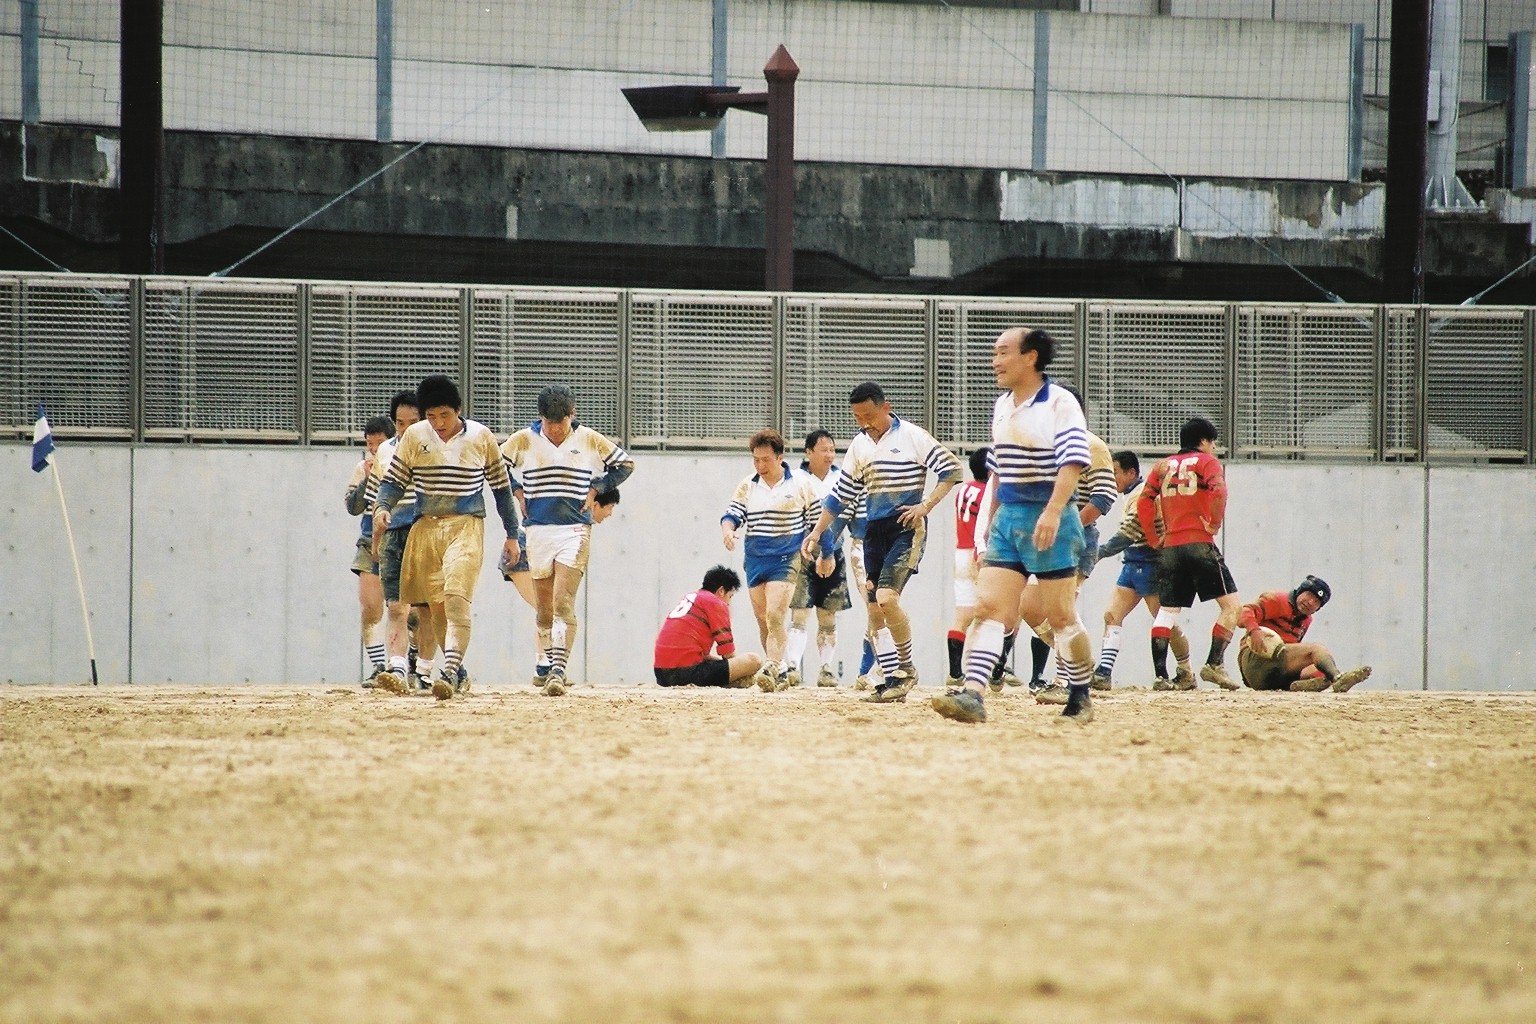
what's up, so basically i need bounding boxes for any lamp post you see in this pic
[623,45,799,292]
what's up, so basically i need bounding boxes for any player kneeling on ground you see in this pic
[654,566,765,688]
[1237,575,1372,692]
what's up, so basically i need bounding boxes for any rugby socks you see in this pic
[874,628,900,677]
[947,630,966,678]
[860,635,877,676]
[548,620,570,675]
[365,641,386,671]
[1097,624,1123,677]
[992,629,1017,683]
[1207,623,1232,666]
[964,620,1006,691]
[1150,631,1171,679]
[1030,635,1051,681]
[1053,620,1094,688]
[785,627,809,671]
[1169,624,1191,675]
[817,630,837,667]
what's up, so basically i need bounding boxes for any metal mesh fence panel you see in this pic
[142,279,301,438]
[628,291,775,447]
[1234,304,1379,458]
[784,296,928,447]
[1425,307,1529,459]
[935,299,1080,451]
[2,277,132,434]
[1382,307,1421,459]
[309,283,461,442]
[469,287,622,438]
[1085,302,1228,454]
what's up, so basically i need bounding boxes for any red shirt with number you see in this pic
[953,479,986,551]
[654,589,737,669]
[1136,449,1227,548]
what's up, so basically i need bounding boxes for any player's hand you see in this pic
[816,555,834,578]
[581,488,597,514]
[800,533,821,561]
[1033,505,1063,551]
[1249,627,1284,659]
[896,503,928,528]
[371,514,386,558]
[503,536,521,567]
[722,524,737,551]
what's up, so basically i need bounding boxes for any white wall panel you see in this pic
[394,0,713,74]
[2,446,131,684]
[731,1,1036,92]
[166,0,375,56]
[166,48,374,139]
[1426,468,1536,691]
[392,64,713,155]
[724,81,1036,168]
[1052,17,1350,101]
[1049,96,1347,179]
[38,38,118,126]
[128,448,361,684]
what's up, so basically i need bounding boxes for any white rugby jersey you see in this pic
[823,415,962,524]
[371,435,420,529]
[801,463,855,547]
[500,421,634,526]
[722,464,823,561]
[376,418,518,533]
[988,378,1090,505]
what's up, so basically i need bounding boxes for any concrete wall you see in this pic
[5,444,1533,691]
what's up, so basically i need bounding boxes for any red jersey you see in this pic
[953,479,986,551]
[1137,449,1227,548]
[1239,591,1313,649]
[654,589,737,669]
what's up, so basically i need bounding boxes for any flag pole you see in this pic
[48,455,99,686]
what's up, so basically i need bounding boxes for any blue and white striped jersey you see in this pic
[823,415,963,525]
[500,421,634,527]
[371,435,420,531]
[722,464,823,561]
[1077,431,1118,516]
[376,418,518,534]
[988,378,1090,505]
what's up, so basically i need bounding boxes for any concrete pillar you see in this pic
[1426,0,1476,207]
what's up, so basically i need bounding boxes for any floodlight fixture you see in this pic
[622,46,799,291]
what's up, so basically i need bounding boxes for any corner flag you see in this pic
[32,403,55,472]
[30,402,99,684]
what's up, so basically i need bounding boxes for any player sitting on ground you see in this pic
[1237,575,1372,692]
[654,565,764,688]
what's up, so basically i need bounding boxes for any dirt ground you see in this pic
[3,682,1534,1024]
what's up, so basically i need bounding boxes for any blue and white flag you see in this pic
[32,403,55,473]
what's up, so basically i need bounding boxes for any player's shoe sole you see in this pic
[931,689,986,723]
[1331,666,1372,692]
[1200,664,1241,690]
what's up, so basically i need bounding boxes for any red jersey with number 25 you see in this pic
[654,589,737,669]
[1137,450,1227,548]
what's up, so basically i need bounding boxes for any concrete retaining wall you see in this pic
[4,444,1531,690]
